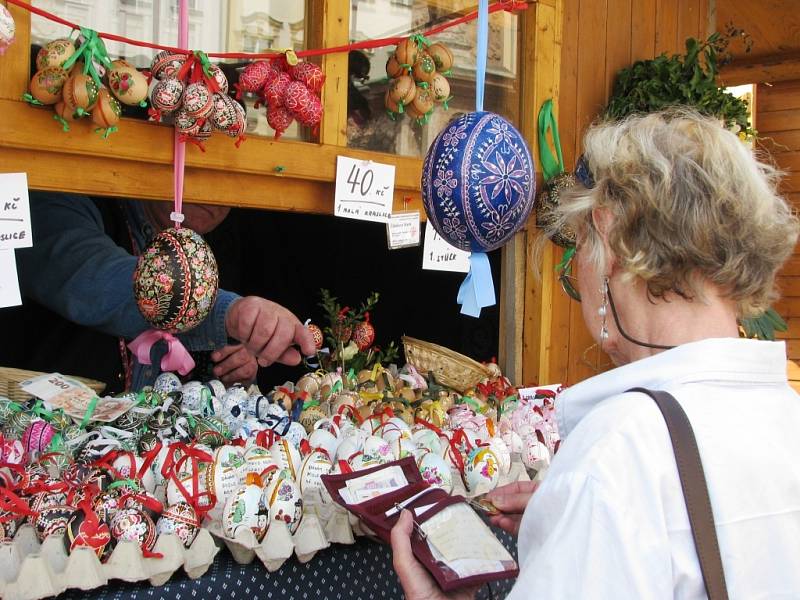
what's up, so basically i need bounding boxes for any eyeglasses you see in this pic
[558,248,581,302]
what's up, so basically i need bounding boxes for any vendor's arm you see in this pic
[18,192,236,351]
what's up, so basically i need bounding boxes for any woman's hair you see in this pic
[554,108,799,317]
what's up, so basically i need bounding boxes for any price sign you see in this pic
[0,173,32,251]
[334,156,395,223]
[422,222,471,273]
[386,211,421,249]
[0,249,21,308]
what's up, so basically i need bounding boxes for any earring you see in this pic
[599,277,609,344]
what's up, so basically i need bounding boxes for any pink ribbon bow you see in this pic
[128,329,196,376]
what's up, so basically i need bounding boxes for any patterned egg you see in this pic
[262,472,303,534]
[154,372,182,394]
[4,410,33,440]
[174,108,200,136]
[381,417,411,444]
[488,437,512,475]
[108,66,148,105]
[0,437,23,470]
[205,445,245,521]
[110,507,157,552]
[389,75,416,106]
[223,483,267,541]
[264,71,292,109]
[237,60,271,95]
[28,66,68,105]
[192,118,214,144]
[92,87,122,129]
[406,86,434,120]
[156,501,199,547]
[299,406,326,434]
[521,435,551,471]
[25,462,50,485]
[35,38,75,70]
[223,98,247,139]
[412,52,437,85]
[352,319,375,352]
[91,489,121,522]
[207,64,229,95]
[385,54,404,79]
[182,381,213,414]
[430,73,451,104]
[29,486,68,515]
[242,445,274,479]
[463,447,500,495]
[133,227,219,333]
[391,437,417,461]
[283,422,308,449]
[306,324,324,350]
[290,61,325,95]
[34,504,77,542]
[151,77,184,114]
[194,416,230,447]
[362,435,393,465]
[62,72,99,112]
[422,112,536,253]
[210,93,238,130]
[182,82,213,119]
[394,38,420,66]
[266,105,293,140]
[298,449,332,496]
[64,509,113,560]
[150,50,186,80]
[138,431,159,454]
[122,490,164,522]
[22,420,56,459]
[112,453,155,492]
[283,80,311,116]
[269,438,301,481]
[418,451,453,493]
[0,4,15,55]
[427,42,454,72]
[298,94,322,128]
[0,511,23,542]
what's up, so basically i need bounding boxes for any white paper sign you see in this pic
[386,211,421,249]
[518,384,563,406]
[0,249,21,308]
[334,156,395,223]
[0,173,32,250]
[422,223,471,273]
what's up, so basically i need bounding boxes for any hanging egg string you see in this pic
[5,0,528,61]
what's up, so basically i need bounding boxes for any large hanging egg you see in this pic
[156,501,199,547]
[133,227,219,333]
[237,60,271,95]
[182,82,213,119]
[0,4,15,56]
[422,111,535,253]
[35,38,75,70]
[291,61,325,95]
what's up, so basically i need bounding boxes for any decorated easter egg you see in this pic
[223,99,247,139]
[35,38,75,70]
[298,95,322,129]
[308,428,338,461]
[0,4,15,55]
[430,73,451,104]
[412,52,437,85]
[156,501,199,547]
[362,435,393,465]
[64,508,113,560]
[151,76,184,115]
[34,504,77,542]
[207,64,229,95]
[391,437,417,461]
[385,54,404,79]
[29,485,68,514]
[112,453,155,492]
[237,60,271,95]
[488,437,512,475]
[406,87,434,121]
[0,396,16,423]
[263,472,303,534]
[298,449,332,496]
[0,511,22,542]
[266,105,294,139]
[133,227,219,333]
[284,422,308,449]
[427,43,453,72]
[291,61,325,95]
[194,416,230,448]
[210,93,239,131]
[394,38,420,66]
[150,51,186,80]
[223,483,267,540]
[306,324,324,350]
[110,507,157,552]
[182,82,213,119]
[422,112,535,252]
[242,445,274,479]
[91,489,121,522]
[463,447,500,495]
[352,319,375,352]
[92,87,122,129]
[205,445,245,520]
[283,80,312,115]
[22,420,55,458]
[154,372,182,394]
[418,452,453,492]
[29,66,68,105]
[108,66,148,105]
[389,75,416,106]
[122,489,164,522]
[270,438,301,481]
[62,72,99,112]
[182,381,213,414]
[264,71,292,109]
[521,435,551,471]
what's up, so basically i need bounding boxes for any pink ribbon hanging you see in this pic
[128,330,196,375]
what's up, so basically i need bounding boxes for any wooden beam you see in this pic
[720,51,800,86]
[318,0,350,147]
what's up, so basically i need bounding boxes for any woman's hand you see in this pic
[390,510,477,600]
[485,480,540,536]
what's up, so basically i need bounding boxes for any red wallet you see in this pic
[322,457,519,592]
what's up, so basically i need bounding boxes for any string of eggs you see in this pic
[385,37,454,124]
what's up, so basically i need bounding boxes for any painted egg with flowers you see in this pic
[0,4,15,56]
[133,227,219,333]
[422,111,535,253]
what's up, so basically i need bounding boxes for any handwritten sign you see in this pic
[0,250,21,308]
[20,373,135,423]
[334,157,395,223]
[0,173,32,250]
[386,211,421,249]
[518,384,563,407]
[422,223,471,273]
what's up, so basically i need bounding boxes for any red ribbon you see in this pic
[0,487,35,521]
[128,329,196,376]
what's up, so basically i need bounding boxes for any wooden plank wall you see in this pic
[760,81,800,359]
[523,0,710,386]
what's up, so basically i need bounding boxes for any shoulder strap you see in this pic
[627,387,729,600]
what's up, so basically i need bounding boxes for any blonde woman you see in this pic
[391,110,800,599]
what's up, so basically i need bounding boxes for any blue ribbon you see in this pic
[475,0,489,112]
[457,252,496,317]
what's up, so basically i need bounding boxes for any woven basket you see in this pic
[0,367,106,403]
[402,336,492,393]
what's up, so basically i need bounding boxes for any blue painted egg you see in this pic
[422,111,535,252]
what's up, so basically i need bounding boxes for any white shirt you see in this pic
[507,338,800,599]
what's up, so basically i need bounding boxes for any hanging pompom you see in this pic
[0,4,16,56]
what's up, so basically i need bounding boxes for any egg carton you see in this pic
[0,524,218,600]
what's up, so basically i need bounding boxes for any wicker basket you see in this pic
[402,336,493,393]
[0,367,106,403]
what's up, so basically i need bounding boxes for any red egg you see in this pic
[266,105,294,139]
[263,71,292,109]
[291,61,325,95]
[283,80,312,116]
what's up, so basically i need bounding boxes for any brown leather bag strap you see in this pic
[627,387,729,600]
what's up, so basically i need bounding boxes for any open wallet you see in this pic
[322,456,519,592]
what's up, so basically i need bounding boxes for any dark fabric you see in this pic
[59,527,517,600]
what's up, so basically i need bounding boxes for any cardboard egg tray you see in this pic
[0,524,218,600]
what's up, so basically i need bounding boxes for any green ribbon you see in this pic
[21,93,44,106]
[461,395,482,412]
[46,433,65,453]
[61,27,112,90]
[74,107,88,118]
[79,395,100,430]
[303,398,320,410]
[53,114,70,132]
[194,50,214,79]
[386,109,397,121]
[538,99,565,181]
[331,380,343,394]
[409,33,431,48]
[32,400,53,420]
[108,479,140,491]
[95,126,118,139]
[554,245,576,274]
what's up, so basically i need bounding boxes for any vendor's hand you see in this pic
[391,510,478,600]
[486,480,540,536]
[225,297,316,368]
[211,344,257,386]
